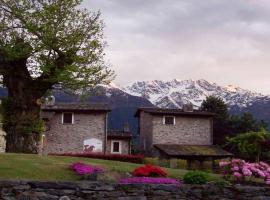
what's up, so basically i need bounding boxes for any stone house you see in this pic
[107,128,132,155]
[135,107,232,168]
[42,103,131,155]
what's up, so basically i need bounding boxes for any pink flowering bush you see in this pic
[119,177,180,185]
[219,159,270,185]
[69,162,105,175]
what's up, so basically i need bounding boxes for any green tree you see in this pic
[201,96,230,145]
[229,113,268,135]
[0,0,113,153]
[226,129,270,162]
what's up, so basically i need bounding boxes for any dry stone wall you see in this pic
[0,124,6,152]
[0,180,270,200]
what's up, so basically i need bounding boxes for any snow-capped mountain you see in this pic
[122,79,270,109]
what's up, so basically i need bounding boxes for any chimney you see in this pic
[45,95,55,106]
[123,122,130,133]
[183,103,193,112]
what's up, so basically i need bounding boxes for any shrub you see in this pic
[183,171,209,184]
[219,159,270,185]
[50,153,144,163]
[119,177,180,185]
[143,157,159,166]
[133,164,167,177]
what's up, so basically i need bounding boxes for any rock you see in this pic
[28,181,78,190]
[59,196,71,200]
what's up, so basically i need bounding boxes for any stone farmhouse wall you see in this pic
[0,180,269,200]
[152,116,213,145]
[106,139,130,155]
[44,112,107,154]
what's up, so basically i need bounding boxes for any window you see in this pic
[62,112,74,124]
[111,140,121,154]
[163,116,175,125]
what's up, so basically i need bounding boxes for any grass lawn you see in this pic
[0,153,221,182]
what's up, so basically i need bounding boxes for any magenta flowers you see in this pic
[219,159,270,185]
[119,177,180,185]
[69,162,105,175]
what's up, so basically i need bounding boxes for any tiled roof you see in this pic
[107,130,132,140]
[41,111,55,120]
[135,107,214,117]
[42,103,111,112]
[154,144,233,158]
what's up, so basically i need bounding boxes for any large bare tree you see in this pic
[0,0,113,153]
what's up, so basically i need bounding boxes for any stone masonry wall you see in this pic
[0,180,270,200]
[44,112,106,153]
[106,139,130,155]
[152,116,213,145]
[0,124,6,153]
[139,112,153,154]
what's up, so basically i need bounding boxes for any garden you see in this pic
[1,128,270,187]
[68,159,270,187]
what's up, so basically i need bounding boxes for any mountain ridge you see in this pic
[121,79,270,109]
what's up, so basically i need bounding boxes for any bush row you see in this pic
[49,153,144,163]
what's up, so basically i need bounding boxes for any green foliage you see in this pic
[201,96,229,120]
[0,0,114,93]
[183,171,209,184]
[226,129,270,162]
[201,96,269,147]
[201,96,230,145]
[229,113,268,135]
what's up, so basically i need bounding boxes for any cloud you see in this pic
[82,0,270,94]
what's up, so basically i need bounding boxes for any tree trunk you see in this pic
[4,92,42,153]
[3,58,45,153]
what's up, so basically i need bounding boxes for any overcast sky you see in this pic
[82,0,270,94]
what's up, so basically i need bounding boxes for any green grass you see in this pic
[0,153,220,181]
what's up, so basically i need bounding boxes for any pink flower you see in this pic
[233,172,242,179]
[258,170,266,178]
[232,166,239,171]
[242,168,252,176]
[219,158,270,185]
[260,162,269,168]
[69,162,105,175]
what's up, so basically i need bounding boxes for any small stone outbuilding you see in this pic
[106,129,132,155]
[135,107,232,168]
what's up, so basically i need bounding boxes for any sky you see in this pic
[82,0,270,94]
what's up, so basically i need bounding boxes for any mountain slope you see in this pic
[123,79,269,109]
